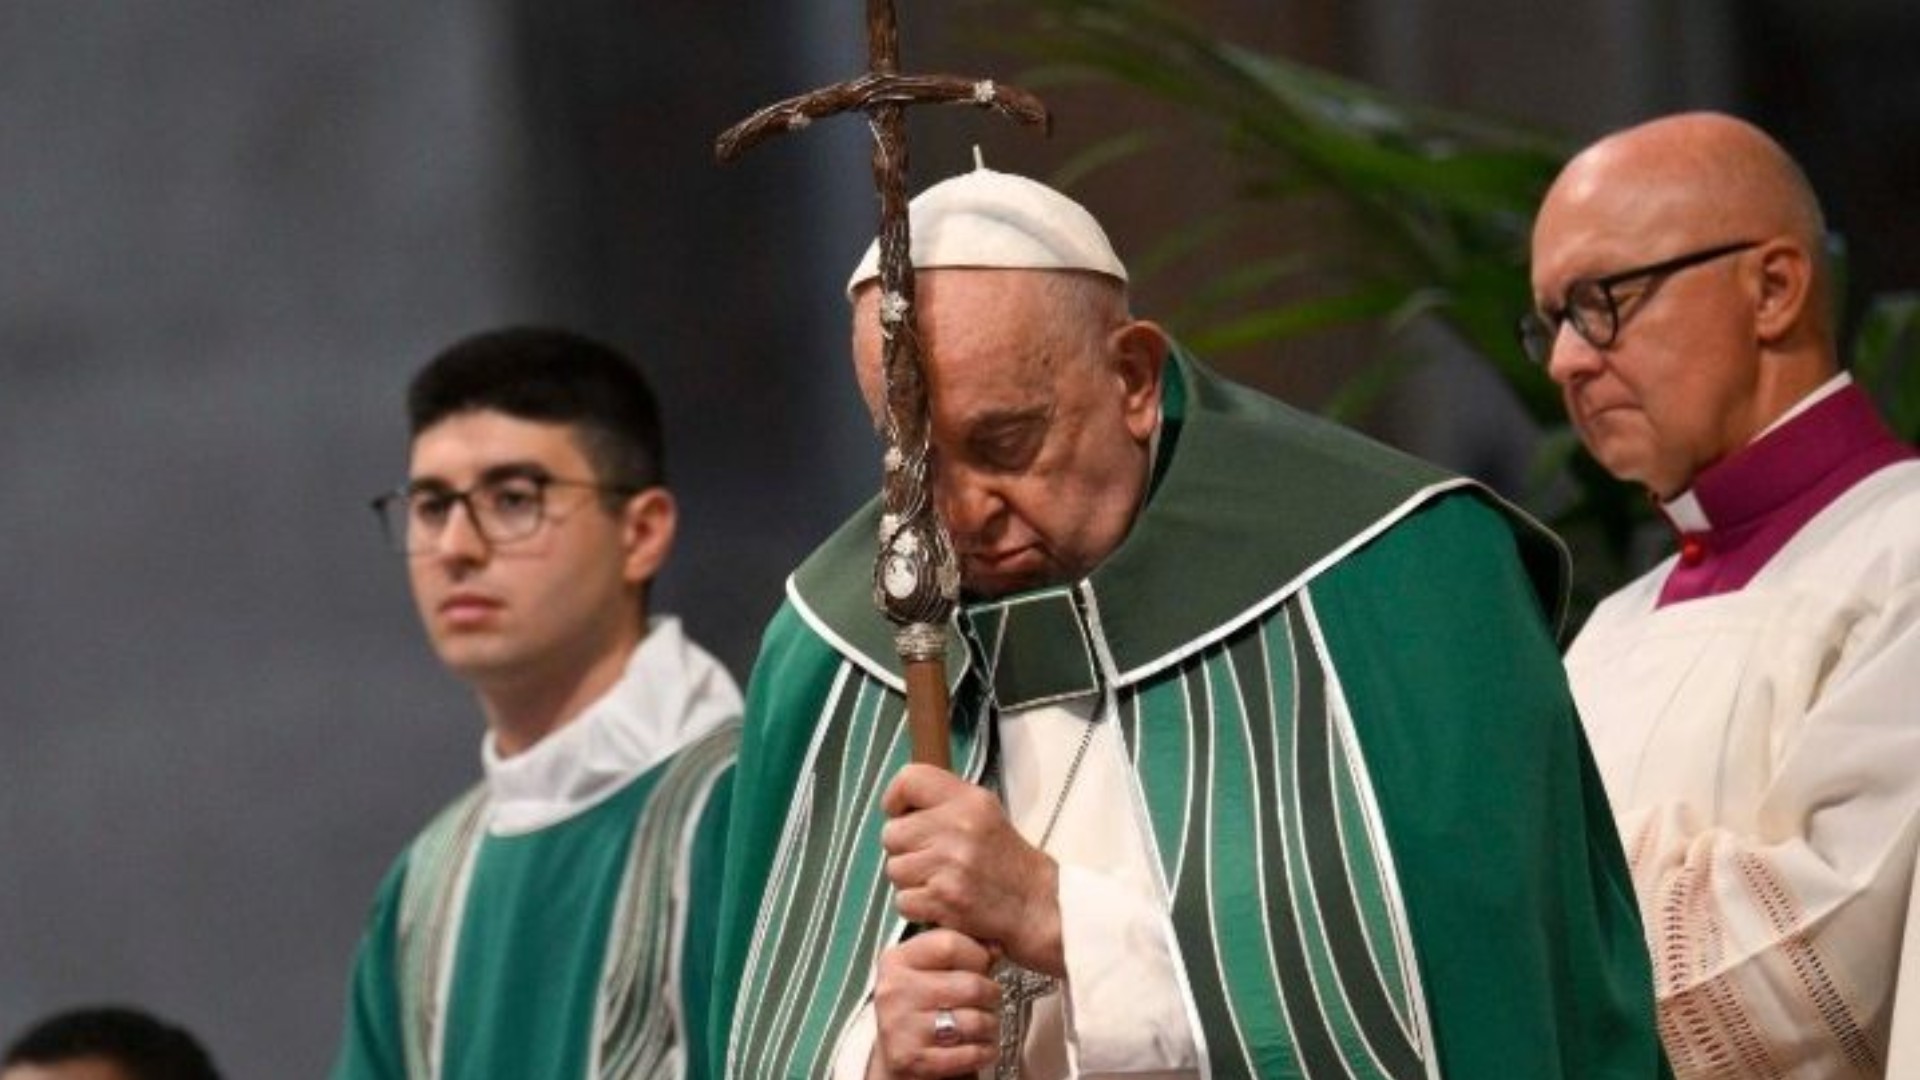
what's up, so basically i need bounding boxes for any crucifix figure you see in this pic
[993,962,1059,1080]
[716,3,1054,1076]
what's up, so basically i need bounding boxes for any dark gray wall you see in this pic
[0,4,517,1074]
[0,3,870,1076]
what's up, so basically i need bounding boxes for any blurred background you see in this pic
[1,1,1914,1075]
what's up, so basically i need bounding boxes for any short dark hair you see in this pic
[4,1006,222,1080]
[407,326,666,494]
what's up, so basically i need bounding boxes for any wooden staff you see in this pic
[716,0,1048,769]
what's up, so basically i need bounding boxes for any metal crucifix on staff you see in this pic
[714,0,1047,773]
[716,6,1057,1078]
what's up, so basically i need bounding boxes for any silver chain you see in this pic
[982,709,1099,852]
[990,712,1093,1080]
[1034,716,1097,851]
[980,692,1099,1080]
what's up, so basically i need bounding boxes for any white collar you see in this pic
[479,616,742,835]
[1757,371,1851,439]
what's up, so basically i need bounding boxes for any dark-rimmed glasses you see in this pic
[1518,240,1760,365]
[370,473,636,554]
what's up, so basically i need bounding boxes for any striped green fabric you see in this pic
[712,345,1662,1079]
[1121,597,1428,1079]
[726,668,990,1079]
[374,722,738,1080]
[597,723,741,1077]
[726,590,1430,1079]
[397,786,488,1080]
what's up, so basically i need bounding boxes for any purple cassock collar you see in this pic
[1655,377,1916,607]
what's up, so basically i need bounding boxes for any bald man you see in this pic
[1528,111,1920,1077]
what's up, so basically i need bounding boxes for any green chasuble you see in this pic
[711,347,1666,1078]
[335,725,735,1080]
[333,625,740,1080]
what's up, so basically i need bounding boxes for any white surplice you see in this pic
[1568,459,1920,1077]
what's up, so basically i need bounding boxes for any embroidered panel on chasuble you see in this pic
[1117,594,1433,1080]
[727,583,1434,1079]
[395,724,737,1080]
[725,660,989,1079]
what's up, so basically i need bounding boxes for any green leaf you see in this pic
[1322,346,1426,426]
[1851,291,1920,442]
[984,0,1682,593]
[1186,285,1406,353]
[1049,129,1165,190]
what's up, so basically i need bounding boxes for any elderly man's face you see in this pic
[1529,157,1770,499]
[852,270,1161,598]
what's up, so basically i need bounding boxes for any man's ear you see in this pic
[1753,239,1814,345]
[620,487,677,588]
[1110,319,1171,443]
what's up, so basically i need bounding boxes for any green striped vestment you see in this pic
[711,348,1664,1079]
[340,721,737,1080]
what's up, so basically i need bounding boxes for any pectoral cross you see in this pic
[994,963,1059,1080]
[714,0,1047,772]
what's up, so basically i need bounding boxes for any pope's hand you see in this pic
[867,928,1000,1080]
[880,763,1064,977]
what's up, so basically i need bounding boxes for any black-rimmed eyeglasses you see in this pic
[370,474,636,555]
[1518,240,1760,366]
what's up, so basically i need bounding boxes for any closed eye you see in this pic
[966,410,1049,472]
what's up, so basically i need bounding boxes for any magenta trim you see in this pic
[1656,386,1916,607]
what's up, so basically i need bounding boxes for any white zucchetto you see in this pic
[846,165,1128,297]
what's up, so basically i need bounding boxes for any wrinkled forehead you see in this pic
[850,269,1054,358]
[849,271,1077,423]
